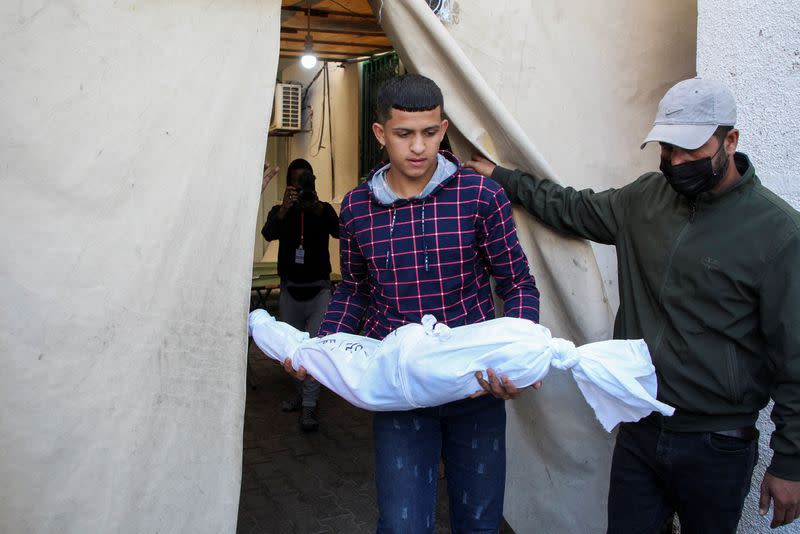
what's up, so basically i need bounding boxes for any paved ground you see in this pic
[237,295,514,533]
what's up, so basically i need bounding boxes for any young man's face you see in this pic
[372,107,448,184]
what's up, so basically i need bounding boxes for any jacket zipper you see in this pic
[652,199,696,355]
[726,344,743,404]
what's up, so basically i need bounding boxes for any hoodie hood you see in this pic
[368,152,459,206]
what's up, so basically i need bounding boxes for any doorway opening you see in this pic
[240,2,513,532]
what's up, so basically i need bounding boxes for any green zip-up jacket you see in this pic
[492,153,800,480]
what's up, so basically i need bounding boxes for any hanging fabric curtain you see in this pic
[0,2,282,533]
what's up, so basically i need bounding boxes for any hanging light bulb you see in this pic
[300,3,317,69]
[300,32,317,69]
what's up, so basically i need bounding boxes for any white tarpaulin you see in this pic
[372,1,696,532]
[0,2,281,533]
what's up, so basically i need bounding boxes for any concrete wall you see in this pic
[697,1,800,532]
[699,0,800,210]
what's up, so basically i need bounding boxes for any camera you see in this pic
[296,171,316,205]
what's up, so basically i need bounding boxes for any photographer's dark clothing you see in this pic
[261,203,339,284]
[261,200,338,411]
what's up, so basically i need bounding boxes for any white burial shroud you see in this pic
[248,310,674,431]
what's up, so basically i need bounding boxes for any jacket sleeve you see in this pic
[477,186,540,323]
[317,202,369,336]
[261,205,282,241]
[762,230,800,480]
[324,203,340,239]
[491,166,628,246]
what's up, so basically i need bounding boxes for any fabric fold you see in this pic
[249,309,673,431]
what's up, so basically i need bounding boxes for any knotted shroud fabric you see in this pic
[249,310,673,431]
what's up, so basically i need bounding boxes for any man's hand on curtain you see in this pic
[465,154,496,178]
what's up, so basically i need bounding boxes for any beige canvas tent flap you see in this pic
[0,2,281,532]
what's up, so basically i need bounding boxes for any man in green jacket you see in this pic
[467,77,800,532]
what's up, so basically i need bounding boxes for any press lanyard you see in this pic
[300,211,304,248]
[295,212,305,264]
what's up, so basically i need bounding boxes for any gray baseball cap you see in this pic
[641,77,736,150]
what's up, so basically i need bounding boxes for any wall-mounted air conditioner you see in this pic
[270,82,302,133]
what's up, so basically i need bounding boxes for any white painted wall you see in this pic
[698,1,800,532]
[699,0,800,210]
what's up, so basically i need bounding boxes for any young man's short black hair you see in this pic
[375,74,444,123]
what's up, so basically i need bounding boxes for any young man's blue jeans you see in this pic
[373,395,506,534]
[607,416,759,534]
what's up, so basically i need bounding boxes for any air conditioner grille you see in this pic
[270,83,303,132]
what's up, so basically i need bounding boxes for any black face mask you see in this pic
[660,141,729,197]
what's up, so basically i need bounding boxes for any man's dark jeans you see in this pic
[373,395,506,534]
[607,417,759,534]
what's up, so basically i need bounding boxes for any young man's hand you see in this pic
[470,368,542,400]
[465,154,497,178]
[283,357,308,380]
[262,163,279,191]
[759,472,800,528]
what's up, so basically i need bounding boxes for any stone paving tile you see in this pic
[239,488,273,513]
[240,491,300,534]
[250,456,296,483]
[318,512,369,533]
[235,513,260,534]
[241,470,262,492]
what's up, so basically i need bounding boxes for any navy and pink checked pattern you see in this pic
[318,151,539,340]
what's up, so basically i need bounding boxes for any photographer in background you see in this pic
[261,158,339,432]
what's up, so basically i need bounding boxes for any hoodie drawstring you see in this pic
[384,202,430,272]
[421,201,429,272]
[385,207,397,269]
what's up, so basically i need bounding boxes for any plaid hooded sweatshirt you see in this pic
[318,151,539,340]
